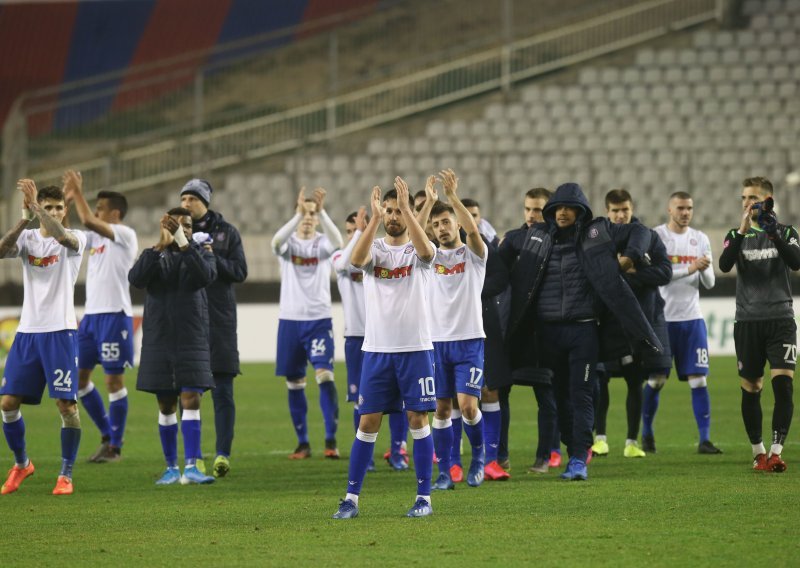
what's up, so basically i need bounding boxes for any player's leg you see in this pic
[387,408,409,468]
[53,399,81,495]
[550,425,562,468]
[458,384,485,488]
[481,387,508,479]
[677,318,720,454]
[155,394,181,484]
[277,320,311,457]
[622,366,646,458]
[97,313,134,462]
[734,321,769,470]
[211,373,235,477]
[765,319,796,472]
[450,396,463,475]
[431,342,455,486]
[306,319,338,457]
[497,384,511,469]
[344,337,363,435]
[77,317,111,461]
[179,388,214,484]
[1,394,35,495]
[591,366,611,456]
[531,381,557,471]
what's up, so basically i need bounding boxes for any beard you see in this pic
[385,223,405,237]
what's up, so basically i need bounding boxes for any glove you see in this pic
[759,209,778,238]
[192,232,212,245]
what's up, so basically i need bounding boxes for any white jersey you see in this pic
[15,229,86,333]
[275,232,336,321]
[84,224,138,316]
[361,238,436,353]
[332,230,366,337]
[654,224,715,322]
[429,242,487,342]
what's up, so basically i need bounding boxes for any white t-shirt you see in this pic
[654,224,715,322]
[361,238,436,353]
[84,224,138,316]
[275,233,336,321]
[332,230,366,337]
[15,229,86,333]
[429,242,487,342]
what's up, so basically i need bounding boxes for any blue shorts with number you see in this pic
[1,331,79,404]
[276,318,335,379]
[358,350,436,414]
[668,319,710,380]
[345,336,364,403]
[78,312,134,374]
[433,338,485,400]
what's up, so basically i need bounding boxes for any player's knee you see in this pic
[459,398,479,420]
[358,412,382,433]
[78,369,92,383]
[60,405,80,428]
[180,392,201,410]
[286,378,307,390]
[434,398,452,419]
[0,396,21,413]
[741,378,762,393]
[481,387,498,403]
[106,374,125,392]
[647,376,667,391]
[315,369,334,384]
[687,376,707,389]
[407,411,428,430]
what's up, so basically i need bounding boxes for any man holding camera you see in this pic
[719,177,800,472]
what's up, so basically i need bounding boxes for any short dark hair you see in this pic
[167,207,191,217]
[383,189,414,209]
[413,190,427,200]
[97,190,128,220]
[37,185,65,203]
[461,198,479,209]
[430,201,455,218]
[346,211,370,224]
[669,191,692,201]
[605,189,633,208]
[525,188,551,200]
[743,177,773,195]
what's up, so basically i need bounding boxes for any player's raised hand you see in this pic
[424,175,438,204]
[18,179,37,207]
[161,213,180,234]
[370,186,384,219]
[355,206,368,231]
[312,187,327,212]
[296,187,307,215]
[61,170,83,202]
[739,203,753,234]
[394,177,411,211]
[693,256,711,272]
[439,168,459,200]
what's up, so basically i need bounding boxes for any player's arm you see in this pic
[0,184,34,258]
[350,188,382,269]
[697,234,715,289]
[415,175,438,229]
[312,187,344,251]
[609,221,646,271]
[128,249,162,288]
[482,237,510,298]
[62,170,115,240]
[440,168,485,259]
[214,226,248,283]
[333,207,366,273]
[395,176,434,263]
[626,234,672,287]
[270,188,304,255]
[772,225,800,271]
[20,179,80,252]
[720,204,753,272]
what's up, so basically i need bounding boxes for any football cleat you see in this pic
[449,464,464,483]
[497,457,510,471]
[586,448,593,465]
[155,467,181,485]
[698,440,723,455]
[624,442,646,458]
[642,435,657,453]
[333,498,359,519]
[87,440,110,463]
[432,472,455,490]
[324,439,340,459]
[767,454,787,473]
[752,454,770,471]
[180,466,215,485]
[195,458,206,474]
[52,475,73,495]
[528,457,549,474]
[213,455,230,478]
[383,447,409,463]
[289,443,311,460]
[366,459,376,473]
[560,457,588,481]
[406,497,433,518]
[549,450,562,468]
[388,451,410,471]
[1,460,35,495]
[591,439,609,456]
[467,459,485,487]
[95,446,122,463]
[485,460,511,480]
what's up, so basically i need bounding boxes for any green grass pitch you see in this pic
[3,356,798,566]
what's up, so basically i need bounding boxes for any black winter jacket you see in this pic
[130,244,217,393]
[193,210,247,376]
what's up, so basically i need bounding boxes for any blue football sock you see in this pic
[462,411,485,464]
[108,389,128,448]
[642,384,661,438]
[60,427,81,478]
[318,380,339,441]
[2,412,27,466]
[158,414,179,468]
[432,418,453,473]
[412,427,434,497]
[347,431,377,495]
[691,386,712,442]
[450,411,463,466]
[287,386,309,444]
[181,410,201,467]
[80,383,111,439]
[389,412,407,452]
[482,403,501,463]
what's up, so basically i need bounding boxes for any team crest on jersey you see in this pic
[349,272,363,282]
[374,265,412,279]
[689,238,697,246]
[27,254,59,267]
[456,247,465,256]
[588,228,599,239]
[435,262,466,275]
[89,245,106,256]
[216,232,226,242]
[404,244,414,254]
[291,255,318,266]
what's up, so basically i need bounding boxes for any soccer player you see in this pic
[129,207,216,485]
[1,179,87,495]
[462,198,498,247]
[180,179,247,478]
[333,179,437,519]
[272,187,343,459]
[593,190,671,458]
[62,170,137,464]
[650,192,722,454]
[719,176,799,472]
[428,169,489,489]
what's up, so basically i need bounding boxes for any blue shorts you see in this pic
[276,319,335,379]
[667,319,710,380]
[358,350,436,414]
[433,339,485,400]
[1,331,79,404]
[78,312,134,374]
[345,336,364,403]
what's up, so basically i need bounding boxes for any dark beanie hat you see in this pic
[180,178,213,206]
